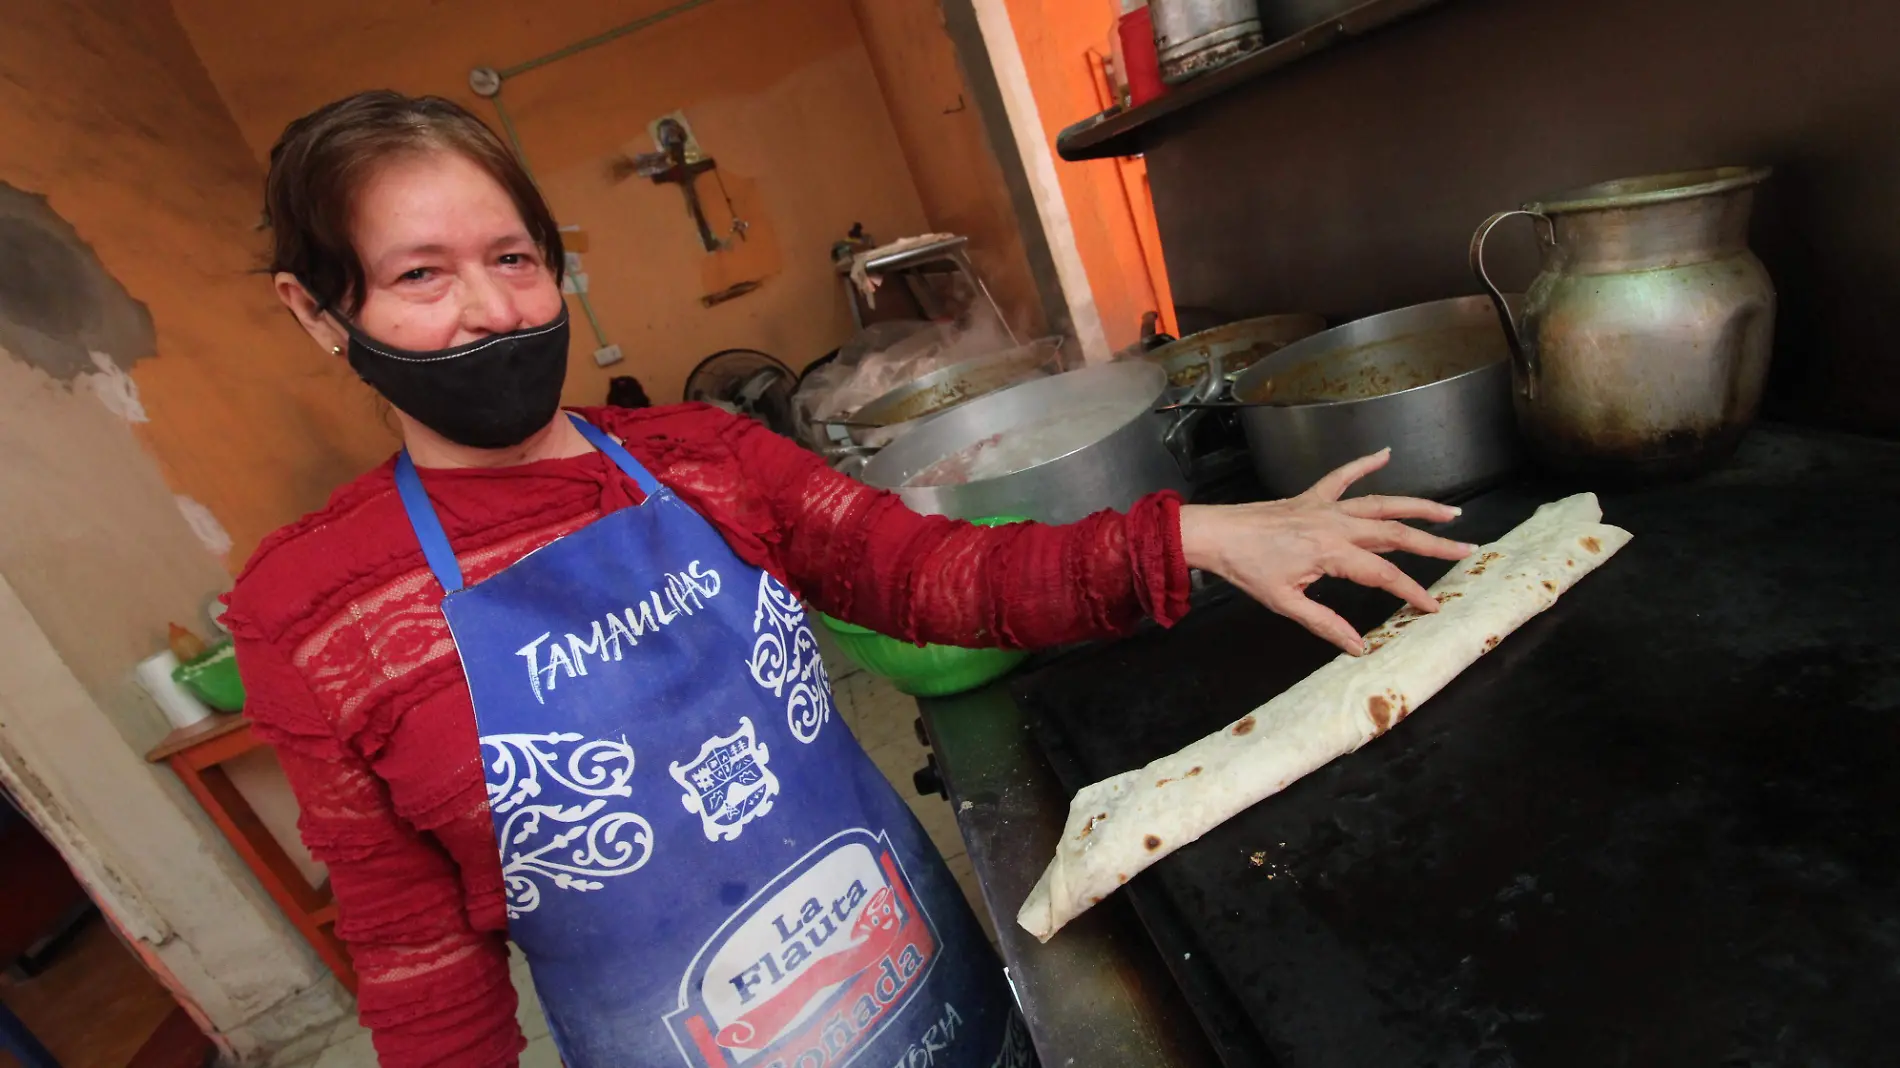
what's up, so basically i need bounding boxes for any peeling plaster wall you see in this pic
[0,355,352,1061]
[0,0,373,1059]
[0,0,398,573]
[0,184,156,382]
[0,193,213,725]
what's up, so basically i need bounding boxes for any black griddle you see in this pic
[1013,426,1900,1067]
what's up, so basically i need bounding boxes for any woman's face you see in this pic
[278,149,564,351]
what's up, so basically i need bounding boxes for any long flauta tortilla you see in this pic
[1017,493,1631,942]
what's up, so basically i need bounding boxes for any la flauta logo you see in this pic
[665,830,940,1068]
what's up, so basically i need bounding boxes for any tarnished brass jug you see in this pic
[1471,167,1776,478]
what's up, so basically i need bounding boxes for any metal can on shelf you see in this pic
[1151,0,1263,84]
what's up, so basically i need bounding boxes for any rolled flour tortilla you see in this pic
[1017,493,1631,942]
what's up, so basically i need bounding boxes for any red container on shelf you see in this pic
[1117,4,1167,108]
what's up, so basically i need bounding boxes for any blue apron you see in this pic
[393,413,1032,1068]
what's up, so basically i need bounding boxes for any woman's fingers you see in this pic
[1304,449,1392,502]
[1327,546,1440,615]
[1269,590,1366,655]
[1348,518,1477,561]
[1337,494,1462,524]
[1199,451,1491,653]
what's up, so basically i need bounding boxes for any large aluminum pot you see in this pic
[844,338,1063,431]
[814,338,1063,462]
[861,362,1189,524]
[1229,295,1522,501]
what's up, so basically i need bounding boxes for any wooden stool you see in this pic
[146,717,355,994]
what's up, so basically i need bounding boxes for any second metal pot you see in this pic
[841,337,1063,432]
[1141,312,1328,396]
[860,362,1189,524]
[1228,295,1522,501]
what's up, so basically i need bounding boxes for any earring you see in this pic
[330,345,342,355]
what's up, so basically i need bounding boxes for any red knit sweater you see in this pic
[222,404,1190,1067]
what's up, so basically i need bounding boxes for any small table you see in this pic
[146,716,355,994]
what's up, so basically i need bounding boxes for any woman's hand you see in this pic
[1178,449,1476,655]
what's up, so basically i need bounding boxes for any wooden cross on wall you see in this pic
[640,117,721,252]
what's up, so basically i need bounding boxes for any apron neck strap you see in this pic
[392,450,466,593]
[392,412,665,595]
[563,412,664,498]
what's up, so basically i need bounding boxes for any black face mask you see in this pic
[337,306,571,449]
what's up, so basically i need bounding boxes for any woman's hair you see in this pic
[263,90,564,316]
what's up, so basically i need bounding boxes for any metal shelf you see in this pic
[1055,0,1449,162]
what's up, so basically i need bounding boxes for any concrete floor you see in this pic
[284,638,987,1067]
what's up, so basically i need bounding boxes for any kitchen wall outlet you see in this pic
[593,344,624,368]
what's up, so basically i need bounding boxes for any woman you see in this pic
[225,91,1471,1068]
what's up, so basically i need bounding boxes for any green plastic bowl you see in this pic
[816,516,1031,697]
[172,640,246,712]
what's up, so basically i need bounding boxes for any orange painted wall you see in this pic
[849,0,1047,340]
[1000,0,1170,351]
[170,0,936,409]
[0,0,398,569]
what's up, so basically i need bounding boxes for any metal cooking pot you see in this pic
[841,338,1063,431]
[1227,295,1522,501]
[812,338,1062,466]
[861,362,1189,524]
[1143,312,1328,397]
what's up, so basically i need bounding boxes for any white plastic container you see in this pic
[136,650,214,730]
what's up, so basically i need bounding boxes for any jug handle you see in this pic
[1469,209,1552,400]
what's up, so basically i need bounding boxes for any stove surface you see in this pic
[1014,426,1900,1067]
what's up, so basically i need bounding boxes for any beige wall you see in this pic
[0,0,365,1058]
[0,544,349,1066]
[172,0,941,407]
